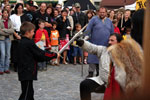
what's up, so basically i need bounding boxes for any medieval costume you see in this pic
[80,38,143,100]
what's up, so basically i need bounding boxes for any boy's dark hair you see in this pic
[126,27,131,33]
[61,9,68,13]
[52,21,57,26]
[110,33,123,43]
[38,19,45,24]
[20,22,35,35]
[75,23,81,27]
[112,19,117,24]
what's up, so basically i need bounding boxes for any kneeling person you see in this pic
[78,33,143,100]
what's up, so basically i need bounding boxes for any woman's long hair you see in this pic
[14,3,24,14]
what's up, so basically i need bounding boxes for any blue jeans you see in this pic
[72,46,82,57]
[0,38,11,72]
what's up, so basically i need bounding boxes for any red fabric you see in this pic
[3,19,8,29]
[45,53,56,57]
[59,39,70,50]
[103,67,122,100]
[114,27,120,34]
[34,29,50,47]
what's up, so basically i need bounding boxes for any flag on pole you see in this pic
[136,0,146,10]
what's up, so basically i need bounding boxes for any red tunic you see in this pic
[103,67,122,100]
[114,27,121,34]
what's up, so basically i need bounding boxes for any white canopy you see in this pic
[125,2,136,10]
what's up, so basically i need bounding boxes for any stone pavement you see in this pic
[0,64,104,100]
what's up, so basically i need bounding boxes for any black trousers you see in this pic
[80,79,105,100]
[11,40,19,71]
[19,80,34,100]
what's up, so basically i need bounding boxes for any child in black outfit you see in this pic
[16,22,59,100]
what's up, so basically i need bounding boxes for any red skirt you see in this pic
[59,39,70,50]
[103,67,122,100]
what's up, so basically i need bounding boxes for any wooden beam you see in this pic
[143,0,150,98]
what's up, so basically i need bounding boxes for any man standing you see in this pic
[85,7,114,77]
[72,3,88,29]
[34,3,52,32]
[24,0,35,23]
[55,4,62,15]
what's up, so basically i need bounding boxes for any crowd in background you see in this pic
[0,0,138,74]
[0,1,145,100]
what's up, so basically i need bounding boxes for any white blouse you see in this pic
[10,14,21,32]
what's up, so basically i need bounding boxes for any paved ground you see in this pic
[0,64,104,100]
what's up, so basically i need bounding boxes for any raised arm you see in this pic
[77,39,107,58]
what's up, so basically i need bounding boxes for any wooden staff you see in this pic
[58,24,88,54]
[142,0,150,98]
[121,11,124,28]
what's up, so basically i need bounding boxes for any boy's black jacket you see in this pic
[16,37,57,81]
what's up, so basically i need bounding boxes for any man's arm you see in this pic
[77,39,107,58]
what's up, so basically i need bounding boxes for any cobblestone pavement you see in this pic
[0,64,104,100]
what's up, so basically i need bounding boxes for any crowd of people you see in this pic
[0,0,144,100]
[0,0,136,73]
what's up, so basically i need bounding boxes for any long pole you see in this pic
[142,0,150,98]
[58,24,88,54]
[121,0,126,28]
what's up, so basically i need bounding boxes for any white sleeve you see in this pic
[82,40,107,58]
